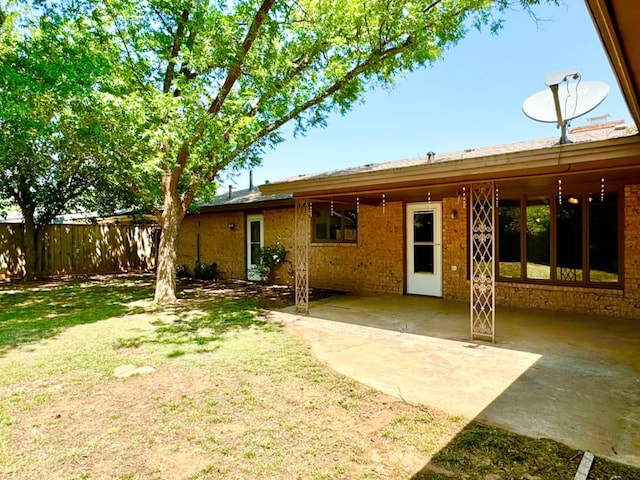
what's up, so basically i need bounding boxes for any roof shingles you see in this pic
[269,124,638,185]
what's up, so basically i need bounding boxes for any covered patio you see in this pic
[262,128,640,335]
[271,294,640,467]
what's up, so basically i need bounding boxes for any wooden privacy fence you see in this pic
[0,223,160,280]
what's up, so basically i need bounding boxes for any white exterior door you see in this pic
[406,202,442,296]
[246,214,264,281]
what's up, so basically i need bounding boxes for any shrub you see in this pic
[176,264,190,278]
[250,244,287,282]
[194,261,219,280]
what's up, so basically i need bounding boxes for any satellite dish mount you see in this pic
[545,69,580,144]
[522,69,609,145]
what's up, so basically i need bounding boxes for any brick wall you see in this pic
[264,208,295,285]
[177,212,246,279]
[442,197,469,301]
[624,184,640,301]
[308,202,404,294]
[177,202,405,293]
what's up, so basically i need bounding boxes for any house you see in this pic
[178,123,639,323]
[177,188,294,282]
[176,0,640,340]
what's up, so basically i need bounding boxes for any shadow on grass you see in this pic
[110,278,337,359]
[410,417,640,479]
[113,297,278,357]
[1,275,314,359]
[0,276,155,356]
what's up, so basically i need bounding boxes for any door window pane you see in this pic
[414,245,434,273]
[250,221,261,243]
[498,199,521,279]
[526,198,550,280]
[250,243,260,264]
[556,196,583,281]
[589,193,618,282]
[249,220,261,265]
[414,213,434,243]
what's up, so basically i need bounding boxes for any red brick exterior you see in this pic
[177,183,640,318]
[177,212,246,279]
[308,202,404,294]
[442,197,469,302]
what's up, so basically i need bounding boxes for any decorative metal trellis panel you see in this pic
[294,198,310,314]
[470,182,495,342]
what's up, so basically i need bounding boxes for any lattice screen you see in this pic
[294,198,310,314]
[470,182,495,342]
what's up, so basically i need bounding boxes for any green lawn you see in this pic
[1,276,638,480]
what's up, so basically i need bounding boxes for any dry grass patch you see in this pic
[0,277,463,480]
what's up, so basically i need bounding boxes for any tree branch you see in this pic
[150,4,175,36]
[187,36,414,194]
[163,9,190,94]
[103,3,151,93]
[225,37,413,166]
[206,0,276,116]
[170,0,277,192]
[423,0,445,14]
[219,41,329,142]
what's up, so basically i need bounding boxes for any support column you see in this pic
[470,182,495,342]
[294,198,310,314]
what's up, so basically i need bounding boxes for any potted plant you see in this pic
[250,244,287,284]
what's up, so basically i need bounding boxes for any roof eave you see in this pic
[195,198,294,214]
[260,135,640,197]
[585,0,640,126]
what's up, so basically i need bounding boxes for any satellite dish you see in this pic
[523,81,609,123]
[522,70,609,144]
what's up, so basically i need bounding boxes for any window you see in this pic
[497,190,620,286]
[557,195,583,281]
[526,197,551,280]
[497,200,521,279]
[312,204,357,243]
[589,193,618,283]
[413,211,435,273]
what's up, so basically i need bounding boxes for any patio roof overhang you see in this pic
[260,135,640,203]
[197,198,294,214]
[586,0,640,127]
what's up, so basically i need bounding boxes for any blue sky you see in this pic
[227,0,632,190]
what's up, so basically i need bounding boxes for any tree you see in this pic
[0,4,143,280]
[93,0,553,303]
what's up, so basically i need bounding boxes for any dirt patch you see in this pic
[176,277,336,308]
[4,361,441,479]
[9,366,215,479]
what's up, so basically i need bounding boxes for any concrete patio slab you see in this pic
[269,294,640,467]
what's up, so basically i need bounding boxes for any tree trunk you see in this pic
[22,209,38,282]
[154,175,186,304]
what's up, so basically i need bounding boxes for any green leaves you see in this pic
[97,0,554,203]
[0,1,142,223]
